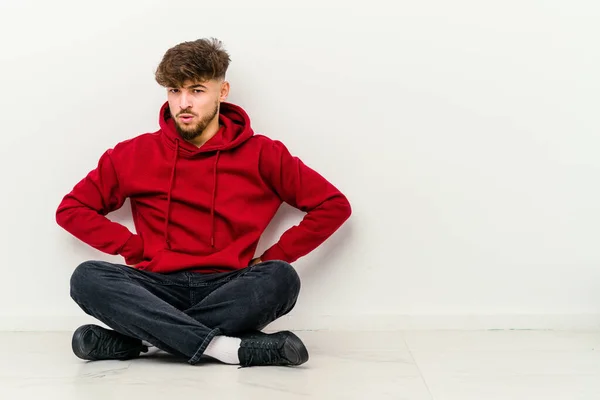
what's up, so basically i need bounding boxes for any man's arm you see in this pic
[55,150,144,265]
[258,140,352,264]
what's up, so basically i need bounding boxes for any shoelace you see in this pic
[241,339,281,366]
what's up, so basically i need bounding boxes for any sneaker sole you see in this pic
[281,332,309,366]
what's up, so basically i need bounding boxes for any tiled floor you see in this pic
[1,330,600,399]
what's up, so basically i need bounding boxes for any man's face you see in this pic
[167,79,229,141]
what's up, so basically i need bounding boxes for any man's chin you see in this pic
[175,124,202,140]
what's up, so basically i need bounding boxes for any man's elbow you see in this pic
[55,204,68,229]
[334,193,352,224]
[55,197,76,230]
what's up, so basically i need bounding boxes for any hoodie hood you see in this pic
[158,101,254,250]
[159,101,255,157]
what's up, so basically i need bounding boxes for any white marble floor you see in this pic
[1,330,600,399]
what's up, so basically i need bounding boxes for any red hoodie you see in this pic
[56,102,351,273]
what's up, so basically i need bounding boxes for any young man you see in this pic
[56,38,351,367]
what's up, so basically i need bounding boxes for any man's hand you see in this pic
[250,257,262,266]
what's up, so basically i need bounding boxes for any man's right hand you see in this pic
[249,257,263,266]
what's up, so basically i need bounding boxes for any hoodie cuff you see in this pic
[261,244,292,264]
[119,234,144,265]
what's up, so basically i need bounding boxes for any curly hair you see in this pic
[155,38,231,87]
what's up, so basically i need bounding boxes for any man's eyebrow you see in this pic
[186,84,208,89]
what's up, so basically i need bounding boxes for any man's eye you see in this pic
[194,90,204,93]
[169,89,179,93]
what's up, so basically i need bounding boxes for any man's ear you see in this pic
[220,81,230,102]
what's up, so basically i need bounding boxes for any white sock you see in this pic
[203,335,242,364]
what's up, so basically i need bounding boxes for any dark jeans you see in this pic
[69,259,301,364]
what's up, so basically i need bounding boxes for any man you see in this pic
[56,38,351,368]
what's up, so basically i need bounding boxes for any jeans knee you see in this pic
[256,260,301,302]
[70,261,113,302]
[277,261,301,298]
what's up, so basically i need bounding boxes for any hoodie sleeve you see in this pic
[258,140,352,263]
[55,150,144,265]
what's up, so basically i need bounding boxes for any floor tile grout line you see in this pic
[403,332,436,400]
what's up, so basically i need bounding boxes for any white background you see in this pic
[1,0,599,330]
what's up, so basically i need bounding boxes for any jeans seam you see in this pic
[188,273,244,287]
[107,262,189,287]
[188,327,221,365]
[188,273,196,306]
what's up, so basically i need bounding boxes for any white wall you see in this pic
[1,0,599,330]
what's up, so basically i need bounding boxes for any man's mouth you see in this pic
[179,114,195,123]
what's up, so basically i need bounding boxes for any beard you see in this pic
[174,100,219,141]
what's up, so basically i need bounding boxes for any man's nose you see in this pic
[179,92,192,110]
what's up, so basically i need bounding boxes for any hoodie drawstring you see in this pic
[210,150,221,248]
[164,141,220,249]
[164,139,179,249]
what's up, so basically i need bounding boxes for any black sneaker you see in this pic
[72,324,148,361]
[238,331,309,367]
